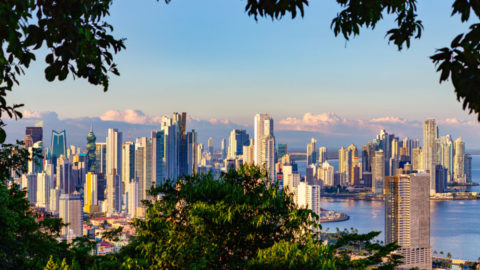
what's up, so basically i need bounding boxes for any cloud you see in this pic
[279,112,344,132]
[370,116,407,124]
[23,110,58,120]
[100,109,150,124]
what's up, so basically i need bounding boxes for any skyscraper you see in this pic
[385,173,431,270]
[423,118,439,194]
[86,127,96,172]
[25,126,43,144]
[440,135,454,183]
[227,129,250,158]
[306,138,317,166]
[372,150,385,194]
[208,137,214,156]
[186,130,197,175]
[84,172,98,213]
[59,193,83,240]
[221,138,227,160]
[465,153,472,183]
[278,143,288,160]
[106,128,122,214]
[122,142,135,185]
[254,114,275,180]
[49,130,67,163]
[150,130,165,186]
[318,146,327,164]
[95,143,107,174]
[346,144,358,185]
[453,137,466,183]
[338,146,346,175]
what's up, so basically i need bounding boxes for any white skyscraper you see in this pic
[254,114,275,181]
[454,137,466,183]
[106,128,122,214]
[296,182,321,218]
[36,172,50,209]
[423,118,438,195]
[372,150,385,194]
[306,138,317,165]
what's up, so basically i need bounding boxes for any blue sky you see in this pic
[5,0,480,147]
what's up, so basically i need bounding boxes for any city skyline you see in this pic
[5,109,480,150]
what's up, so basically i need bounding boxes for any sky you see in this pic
[5,0,480,149]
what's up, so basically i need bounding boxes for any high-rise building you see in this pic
[319,161,334,186]
[84,172,98,213]
[208,137,214,155]
[49,188,61,214]
[134,140,146,201]
[127,179,139,218]
[372,150,385,194]
[36,172,50,209]
[162,116,180,180]
[440,135,454,183]
[106,128,122,214]
[49,130,67,163]
[227,129,250,158]
[385,173,431,270]
[26,126,43,144]
[306,138,317,166]
[412,147,423,171]
[122,142,135,185]
[435,165,447,193]
[278,143,288,160]
[221,138,227,160]
[453,137,466,184]
[86,128,96,172]
[56,155,73,194]
[338,146,346,174]
[254,114,275,180]
[59,193,83,240]
[242,139,255,165]
[296,182,321,218]
[95,143,107,174]
[186,130,197,175]
[346,144,358,185]
[423,118,439,194]
[318,147,327,164]
[465,153,472,183]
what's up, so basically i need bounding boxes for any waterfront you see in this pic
[297,155,480,260]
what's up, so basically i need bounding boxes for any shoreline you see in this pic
[322,193,480,201]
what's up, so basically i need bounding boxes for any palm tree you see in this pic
[447,252,452,259]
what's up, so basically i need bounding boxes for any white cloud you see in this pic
[23,110,58,120]
[100,109,151,124]
[370,116,407,124]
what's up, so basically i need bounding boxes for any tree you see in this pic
[99,165,402,269]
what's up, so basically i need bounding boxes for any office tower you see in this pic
[282,165,299,193]
[49,188,61,214]
[435,165,447,193]
[86,128,96,172]
[372,150,385,194]
[228,129,250,158]
[346,144,358,185]
[36,172,50,209]
[296,182,321,217]
[254,113,274,165]
[261,133,275,181]
[320,161,334,186]
[278,143,288,160]
[127,179,139,218]
[242,139,255,165]
[122,142,135,186]
[106,128,122,178]
[453,137,466,183]
[25,174,37,205]
[95,143,107,174]
[186,130,197,175]
[440,135,454,183]
[221,138,227,160]
[391,138,399,159]
[71,158,86,192]
[465,154,472,183]
[306,138,317,166]
[106,172,121,215]
[318,147,327,164]
[338,146,346,174]
[56,155,73,194]
[84,172,98,213]
[134,141,146,201]
[208,137,214,155]
[412,147,423,171]
[28,141,43,174]
[423,118,439,194]
[174,112,188,177]
[106,128,122,214]
[361,142,376,173]
[162,116,180,180]
[49,130,67,162]
[59,193,83,239]
[254,114,276,180]
[385,173,431,270]
[197,144,204,166]
[25,126,43,144]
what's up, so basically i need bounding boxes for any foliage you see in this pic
[0,0,125,141]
